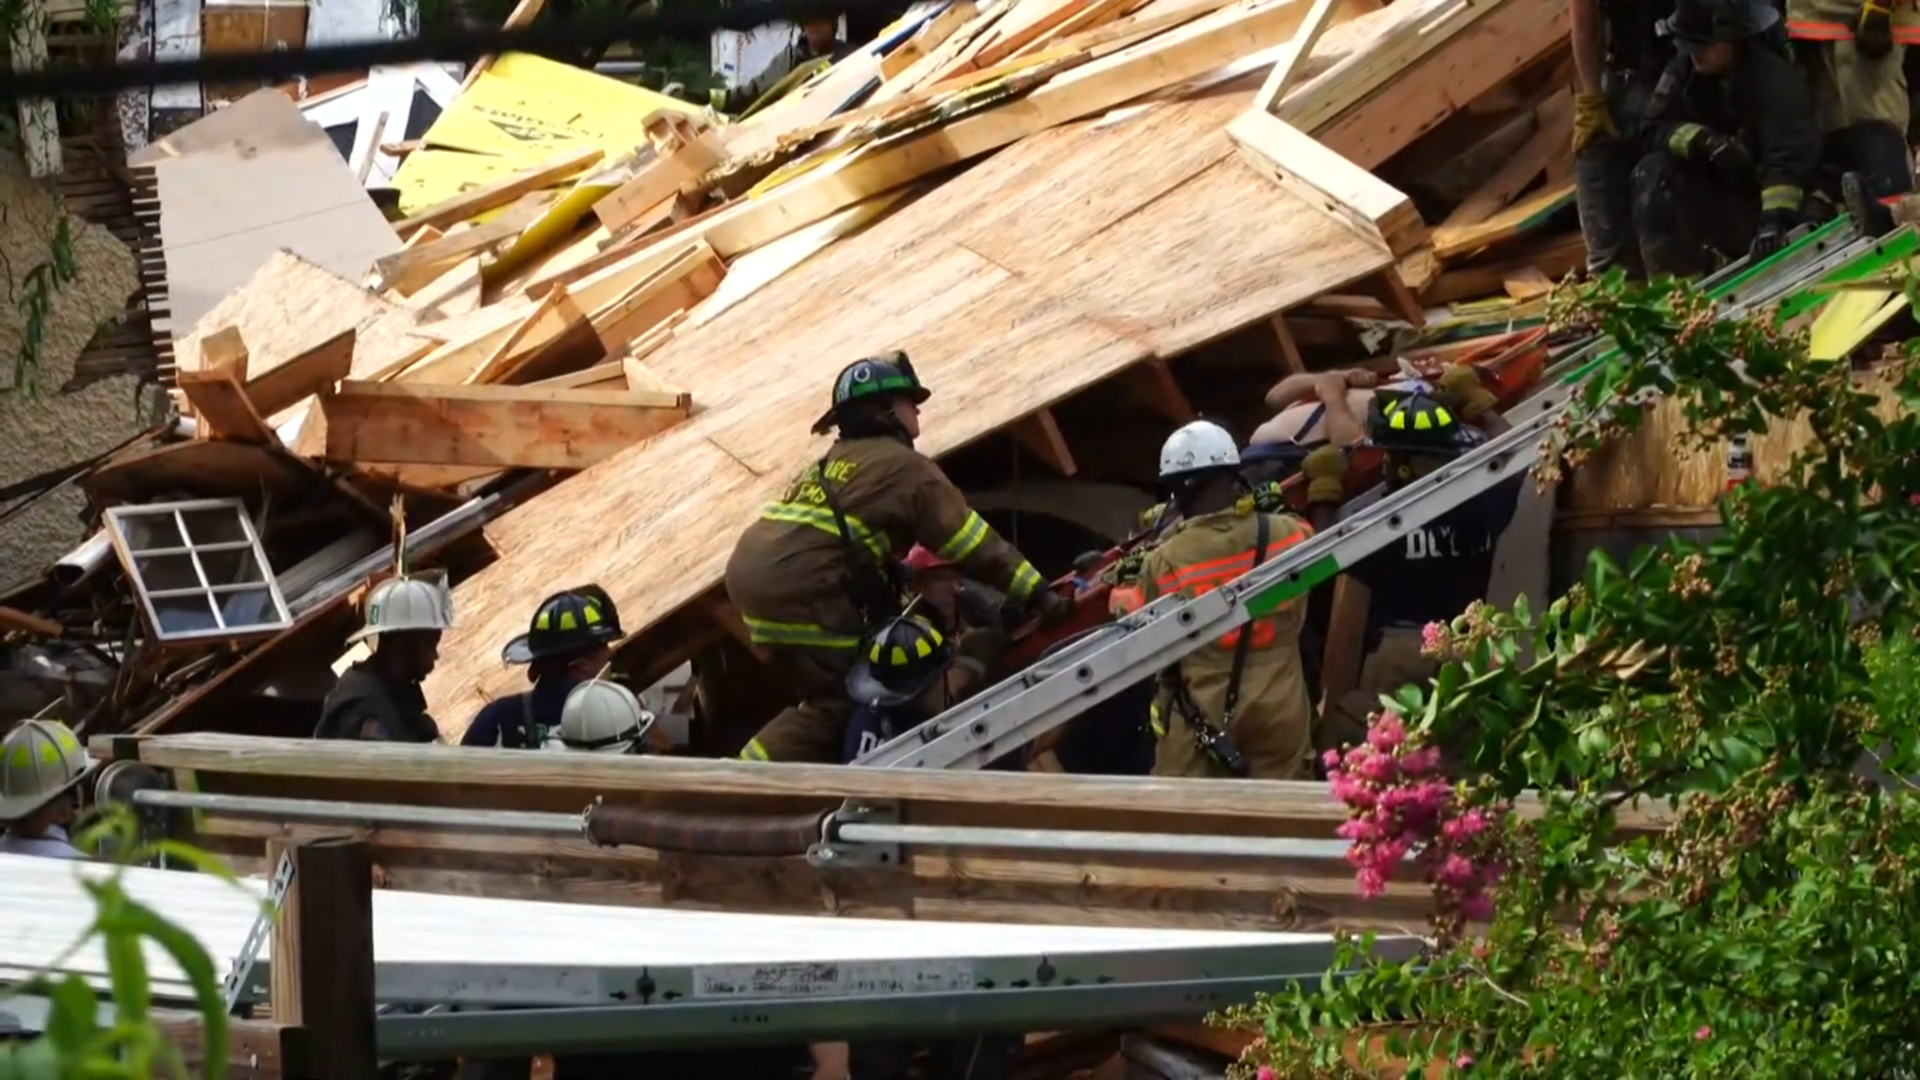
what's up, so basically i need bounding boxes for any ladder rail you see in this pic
[856,220,1910,771]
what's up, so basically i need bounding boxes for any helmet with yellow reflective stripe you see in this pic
[846,614,954,708]
[503,588,624,666]
[1365,390,1481,455]
[811,351,932,436]
[0,718,95,821]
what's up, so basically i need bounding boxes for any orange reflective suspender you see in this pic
[1151,518,1313,651]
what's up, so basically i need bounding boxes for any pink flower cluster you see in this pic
[1326,712,1503,924]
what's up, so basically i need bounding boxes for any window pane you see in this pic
[181,506,248,546]
[199,546,266,587]
[153,594,221,636]
[216,589,281,629]
[135,553,203,593]
[119,512,184,552]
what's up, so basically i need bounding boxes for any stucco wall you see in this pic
[0,152,144,587]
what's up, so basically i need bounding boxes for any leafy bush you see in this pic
[1224,274,1920,1076]
[1,809,239,1080]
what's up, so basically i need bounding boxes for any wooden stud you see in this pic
[587,242,726,351]
[1315,576,1371,712]
[593,134,725,236]
[377,194,549,295]
[1356,267,1426,327]
[1251,0,1348,112]
[1118,360,1196,423]
[1012,407,1077,476]
[176,369,278,445]
[245,329,356,417]
[0,605,62,637]
[321,381,691,470]
[391,147,602,239]
[270,838,377,1079]
[1268,316,1308,375]
[1226,109,1422,256]
[199,326,250,379]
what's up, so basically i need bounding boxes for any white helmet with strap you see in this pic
[552,680,655,754]
[348,574,454,645]
[1158,420,1240,479]
[0,719,95,821]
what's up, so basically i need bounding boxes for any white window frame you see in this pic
[105,498,294,643]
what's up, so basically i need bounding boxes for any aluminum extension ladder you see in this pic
[855,217,1918,770]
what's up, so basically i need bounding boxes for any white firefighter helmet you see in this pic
[347,574,454,646]
[554,680,655,754]
[0,719,95,821]
[1158,420,1240,479]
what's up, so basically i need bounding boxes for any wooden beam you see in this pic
[1432,178,1576,261]
[405,256,484,317]
[589,242,726,351]
[1225,109,1423,256]
[621,351,682,396]
[320,381,691,470]
[593,133,725,235]
[0,605,62,637]
[245,329,355,417]
[1251,0,1348,112]
[199,326,250,379]
[1433,89,1573,242]
[376,195,550,295]
[1119,360,1196,423]
[1356,267,1426,327]
[404,289,594,386]
[177,369,278,445]
[272,838,377,1079]
[1013,407,1078,476]
[152,1014,308,1080]
[1268,315,1308,374]
[391,147,602,239]
[460,0,550,91]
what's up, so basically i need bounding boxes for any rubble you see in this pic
[2,0,1590,739]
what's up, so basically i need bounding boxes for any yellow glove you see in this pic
[1572,93,1615,156]
[1434,364,1498,422]
[1301,445,1347,506]
[1857,0,1894,60]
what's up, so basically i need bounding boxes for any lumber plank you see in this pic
[244,329,356,418]
[588,243,727,350]
[529,358,626,389]
[621,353,680,395]
[1226,109,1421,255]
[392,148,602,238]
[407,256,485,317]
[1013,408,1077,476]
[177,369,278,445]
[200,326,250,378]
[403,291,592,386]
[1251,0,1346,112]
[570,0,1330,292]
[881,1,977,78]
[320,381,690,470]
[1431,178,1574,259]
[1434,88,1572,235]
[1119,360,1196,423]
[376,196,549,295]
[593,134,725,235]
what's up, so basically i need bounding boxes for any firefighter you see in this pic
[0,719,95,860]
[1572,0,1678,277]
[1630,0,1821,275]
[463,590,623,749]
[1126,421,1317,781]
[547,678,655,754]
[1315,392,1524,754]
[1784,0,1917,234]
[725,351,1070,764]
[315,575,451,742]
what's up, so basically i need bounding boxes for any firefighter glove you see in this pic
[1668,124,1752,185]
[1857,0,1895,59]
[1035,588,1074,628]
[1572,92,1615,155]
[1434,364,1497,422]
[1750,211,1797,262]
[1301,445,1347,506]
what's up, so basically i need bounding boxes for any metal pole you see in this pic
[834,821,1355,861]
[132,790,585,837]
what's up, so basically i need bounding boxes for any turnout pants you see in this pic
[1317,627,1437,755]
[1629,150,1763,278]
[742,645,859,763]
[1576,73,1656,278]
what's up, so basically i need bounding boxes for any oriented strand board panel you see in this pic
[199,2,311,104]
[140,89,400,333]
[422,88,1391,724]
[173,251,428,427]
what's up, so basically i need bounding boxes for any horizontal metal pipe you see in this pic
[834,822,1354,861]
[131,790,584,837]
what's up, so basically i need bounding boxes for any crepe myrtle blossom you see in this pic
[1325,711,1507,931]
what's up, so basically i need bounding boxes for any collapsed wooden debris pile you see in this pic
[1,0,1586,739]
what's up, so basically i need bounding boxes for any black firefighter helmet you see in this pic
[501,587,624,666]
[846,614,954,708]
[810,350,933,436]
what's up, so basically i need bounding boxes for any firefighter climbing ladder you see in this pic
[857,217,1918,771]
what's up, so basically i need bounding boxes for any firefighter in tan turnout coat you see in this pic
[1114,421,1318,781]
[725,351,1070,764]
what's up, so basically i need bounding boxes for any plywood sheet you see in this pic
[142,89,400,333]
[173,251,429,427]
[421,87,1391,724]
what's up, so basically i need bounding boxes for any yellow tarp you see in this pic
[394,52,704,213]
